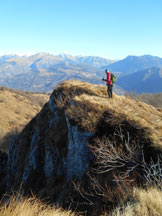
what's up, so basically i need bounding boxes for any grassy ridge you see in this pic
[55,80,162,148]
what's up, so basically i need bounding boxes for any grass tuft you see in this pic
[0,194,77,216]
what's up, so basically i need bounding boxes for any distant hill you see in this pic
[117,67,162,93]
[102,55,162,75]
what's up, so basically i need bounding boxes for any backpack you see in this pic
[111,73,117,83]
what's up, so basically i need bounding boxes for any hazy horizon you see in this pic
[0,51,162,61]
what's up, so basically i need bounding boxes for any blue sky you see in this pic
[0,0,162,59]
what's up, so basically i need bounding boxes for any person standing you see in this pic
[102,69,113,99]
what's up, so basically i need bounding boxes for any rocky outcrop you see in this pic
[7,81,96,194]
[6,80,162,213]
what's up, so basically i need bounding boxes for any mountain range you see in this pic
[103,55,162,75]
[0,53,122,93]
[0,53,162,93]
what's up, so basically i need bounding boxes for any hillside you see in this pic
[3,80,162,215]
[0,87,49,152]
[117,67,162,93]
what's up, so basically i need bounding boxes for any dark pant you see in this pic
[107,84,113,98]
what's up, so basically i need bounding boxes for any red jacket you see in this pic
[106,72,112,85]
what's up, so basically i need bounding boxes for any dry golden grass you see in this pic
[108,186,162,216]
[55,80,162,149]
[133,187,162,216]
[2,187,161,216]
[0,195,76,216]
[0,87,49,151]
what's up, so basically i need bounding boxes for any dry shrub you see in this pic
[71,132,141,215]
[0,194,77,216]
[73,130,162,215]
[73,148,162,215]
[72,171,136,215]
